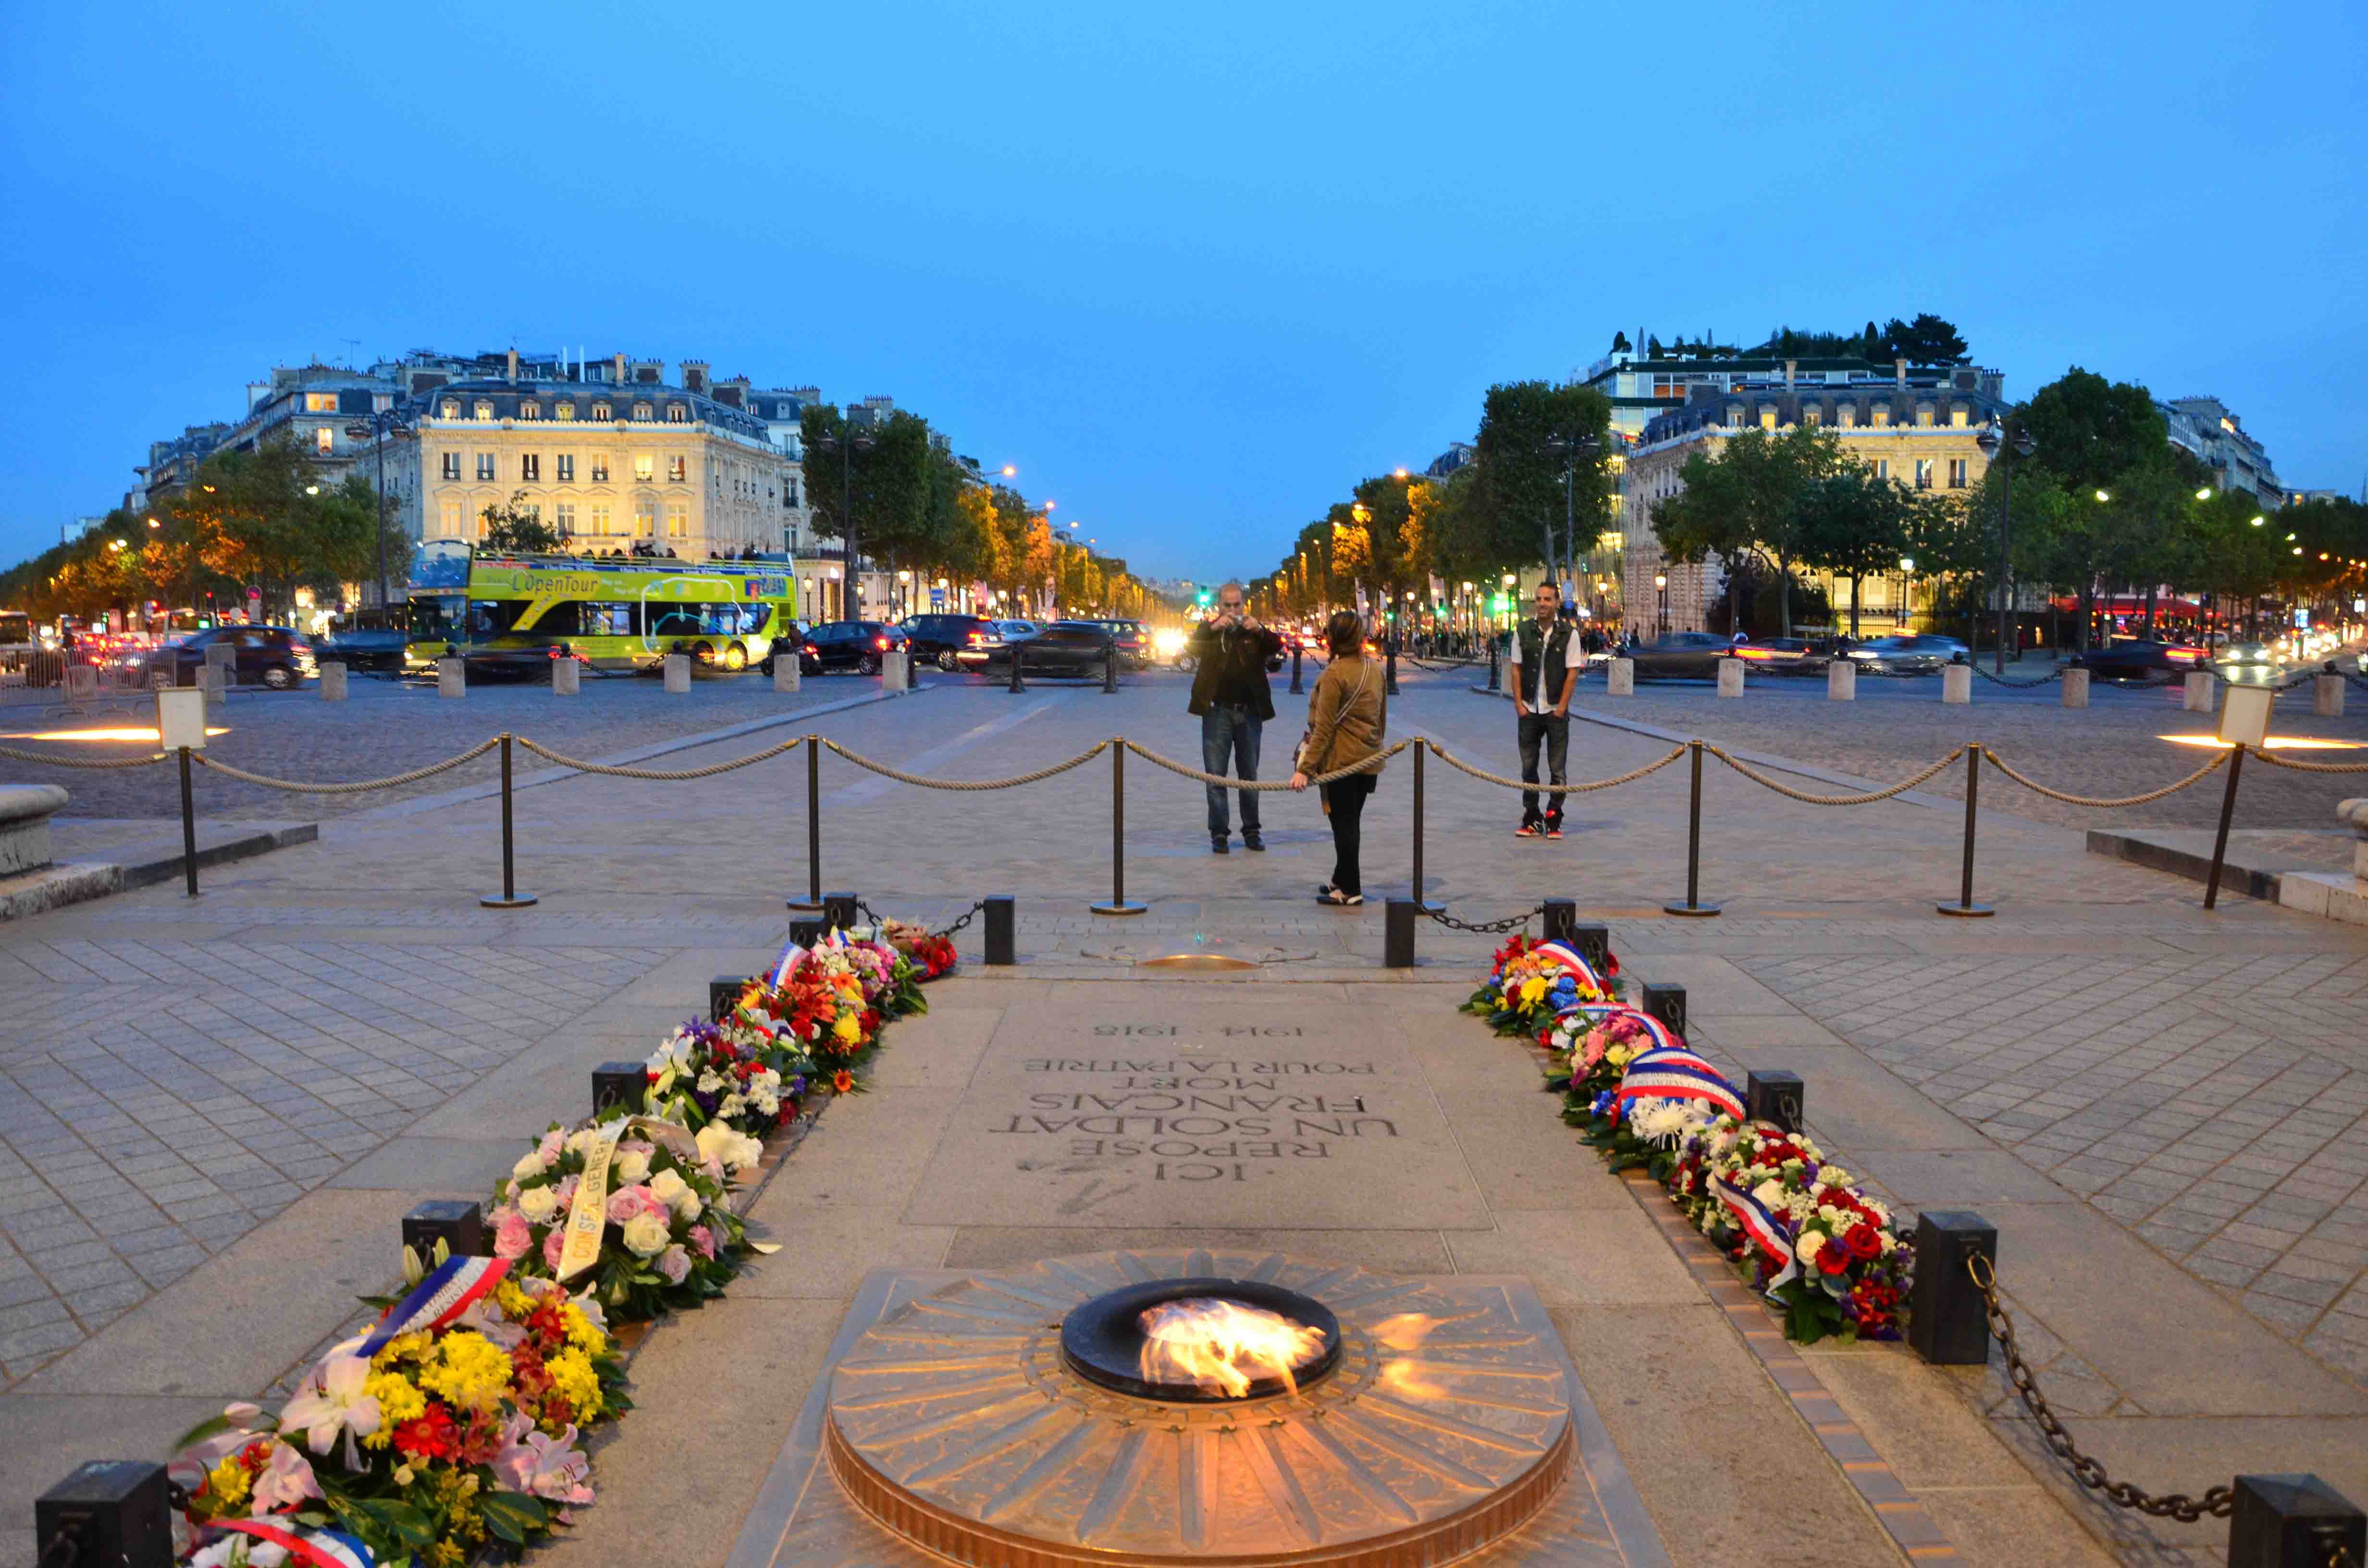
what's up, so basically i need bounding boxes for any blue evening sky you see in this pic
[2,1,2361,582]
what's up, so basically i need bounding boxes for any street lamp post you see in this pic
[1546,432,1601,600]
[345,407,413,609]
[1974,421,2037,674]
[1654,573,1668,634]
[810,425,876,619]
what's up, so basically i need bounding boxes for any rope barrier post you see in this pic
[1384,897,1417,968]
[2228,1474,2364,1567]
[37,1460,172,1568]
[176,745,198,898]
[789,735,824,912]
[1663,740,1721,917]
[1937,743,1992,918]
[401,1199,487,1262]
[985,894,1016,965]
[1908,1210,1995,1366]
[2204,742,2249,911]
[1091,741,1145,916]
[1290,642,1304,695]
[1409,741,1440,911]
[479,734,538,909]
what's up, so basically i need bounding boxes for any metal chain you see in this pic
[933,898,989,939]
[1980,745,2231,806]
[1967,1253,2235,1521]
[1969,662,2063,687]
[1423,738,1688,793]
[854,897,882,927]
[1122,738,1411,790]
[1705,744,1964,806]
[0,742,167,770]
[190,737,501,794]
[1420,901,1546,934]
[515,734,804,780]
[823,737,1110,790]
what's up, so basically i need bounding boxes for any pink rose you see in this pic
[493,1209,532,1260]
[655,1245,691,1286]
[536,1128,565,1166]
[688,1224,715,1260]
[605,1184,654,1223]
[541,1226,567,1272]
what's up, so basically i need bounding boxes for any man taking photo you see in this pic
[1508,580,1579,839]
[1186,581,1283,854]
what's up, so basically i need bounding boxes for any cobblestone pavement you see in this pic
[1558,657,2368,831]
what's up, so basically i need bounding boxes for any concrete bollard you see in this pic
[2060,666,2090,708]
[1606,657,1634,696]
[1715,658,1744,698]
[1942,664,1972,704]
[2315,672,2345,717]
[1826,659,1856,700]
[551,657,580,695]
[204,642,236,681]
[2183,669,2218,712]
[664,653,691,693]
[773,652,801,692]
[198,664,229,704]
[318,662,347,699]
[883,649,909,693]
[437,657,465,698]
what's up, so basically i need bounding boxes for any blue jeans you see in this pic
[1200,705,1263,838]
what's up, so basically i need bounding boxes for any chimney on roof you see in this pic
[1894,356,1907,388]
[506,347,519,382]
[680,360,709,394]
[1784,359,1796,388]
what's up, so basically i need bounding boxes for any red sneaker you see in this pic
[1513,821,1542,838]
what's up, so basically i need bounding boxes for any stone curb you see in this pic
[2084,826,2281,902]
[0,823,320,923]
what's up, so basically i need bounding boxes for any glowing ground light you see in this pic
[1,727,230,742]
[2159,735,2366,750]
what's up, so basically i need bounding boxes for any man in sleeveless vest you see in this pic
[1507,580,1579,838]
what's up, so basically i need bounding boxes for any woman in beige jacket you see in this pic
[1288,609,1388,906]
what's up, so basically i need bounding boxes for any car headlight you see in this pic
[1849,650,1877,661]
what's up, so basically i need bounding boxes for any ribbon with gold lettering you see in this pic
[555,1116,728,1281]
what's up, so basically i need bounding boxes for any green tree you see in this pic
[479,491,562,554]
[1470,379,1613,589]
[1653,424,1850,635]
[1797,468,1913,637]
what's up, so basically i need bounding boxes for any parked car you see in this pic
[798,620,906,675]
[2073,638,2210,682]
[899,613,999,672]
[1842,634,1970,675]
[319,608,410,672]
[958,620,1115,676]
[1627,631,1732,680]
[1729,637,1828,676]
[149,625,318,689]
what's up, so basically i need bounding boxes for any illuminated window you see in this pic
[555,502,575,537]
[1873,458,1890,480]
[666,502,689,539]
[518,401,541,420]
[315,427,334,454]
[1871,404,1891,429]
[441,399,460,419]
[556,453,574,482]
[1838,404,1857,428]
[474,401,495,420]
[1915,404,1934,428]
[1949,405,1969,429]
[1758,407,1777,430]
[592,402,611,421]
[667,455,687,483]
[439,500,462,537]
[476,453,496,481]
[666,404,688,423]
[632,403,653,421]
[590,453,610,483]
[1802,405,1821,427]
[633,455,654,483]
[590,503,611,536]
[441,453,460,480]
[1915,458,1934,489]
[304,392,339,413]
[1948,457,1969,489]
[520,453,540,481]
[555,402,576,421]
[633,502,654,538]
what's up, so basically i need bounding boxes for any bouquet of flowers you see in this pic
[876,918,957,981]
[489,1118,754,1323]
[169,1256,621,1567]
[826,931,929,1020]
[645,1013,812,1141]
[1461,934,1616,1037]
[1662,1117,1912,1345]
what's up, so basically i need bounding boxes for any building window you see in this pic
[632,403,653,421]
[1949,405,1969,429]
[1801,405,1821,427]
[441,452,461,480]
[441,399,460,419]
[315,427,335,454]
[1873,459,1890,480]
[1838,404,1857,428]
[476,453,496,481]
[1871,404,1891,429]
[556,453,574,482]
[439,500,462,538]
[520,453,540,481]
[633,455,654,483]
[1915,404,1935,428]
[589,503,611,536]
[518,401,541,420]
[1948,457,1969,489]
[555,402,576,421]
[591,453,610,483]
[1758,407,1777,430]
[555,502,575,537]
[1914,458,1934,489]
[476,509,492,540]
[633,502,654,538]
[666,404,688,423]
[592,402,611,421]
[786,479,800,507]
[666,502,689,539]
[304,392,339,413]
[474,401,495,421]
[667,455,687,483]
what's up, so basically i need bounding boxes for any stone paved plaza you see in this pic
[4,662,2366,1565]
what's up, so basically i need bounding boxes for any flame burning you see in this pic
[1138,1297,1328,1398]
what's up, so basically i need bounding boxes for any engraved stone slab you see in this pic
[904,993,1492,1230]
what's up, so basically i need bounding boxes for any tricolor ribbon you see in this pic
[1613,1043,1746,1120]
[1556,1001,1682,1055]
[1711,1174,1801,1298]
[767,940,807,991]
[213,1519,375,1568]
[1529,939,1603,992]
[355,1255,509,1359]
[555,1115,709,1282]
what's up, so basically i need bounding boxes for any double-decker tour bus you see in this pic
[405,541,798,676]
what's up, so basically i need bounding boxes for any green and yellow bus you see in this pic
[406,541,799,675]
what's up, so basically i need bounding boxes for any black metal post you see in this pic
[480,734,538,908]
[2228,1474,2365,1568]
[177,745,198,897]
[984,894,1016,965]
[1410,740,1439,911]
[37,1461,172,1568]
[1385,633,1399,696]
[1290,643,1304,695]
[1908,1211,1996,1366]
[789,735,823,911]
[1486,637,1500,691]
[1543,898,1576,946]
[709,975,748,1020]
[1091,742,1145,914]
[1640,982,1686,1039]
[1746,1071,1804,1133]
[823,890,860,932]
[1384,897,1417,968]
[1664,739,1720,916]
[402,1199,487,1261]
[2204,742,2248,910]
[1937,743,1992,917]
[592,1061,646,1117]
[1007,643,1025,693]
[789,916,825,948]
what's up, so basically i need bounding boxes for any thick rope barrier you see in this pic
[189,738,501,794]
[1978,746,2228,807]
[1422,738,1689,792]
[516,734,805,781]
[0,742,168,770]
[1707,744,1965,806]
[2249,748,2368,775]
[824,737,1111,790]
[1121,738,1410,789]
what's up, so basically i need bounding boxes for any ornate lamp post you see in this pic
[345,406,414,609]
[1973,421,2036,674]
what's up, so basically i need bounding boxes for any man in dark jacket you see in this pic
[1186,581,1283,853]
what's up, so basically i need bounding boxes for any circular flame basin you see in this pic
[823,1251,1574,1568]
[1061,1278,1340,1402]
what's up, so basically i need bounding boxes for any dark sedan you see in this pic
[1730,637,1828,676]
[900,612,999,672]
[798,620,907,675]
[2074,638,2211,681]
[958,620,1115,676]
[1842,634,1970,675]
[1081,619,1152,669]
[1626,631,1732,680]
[149,626,318,689]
